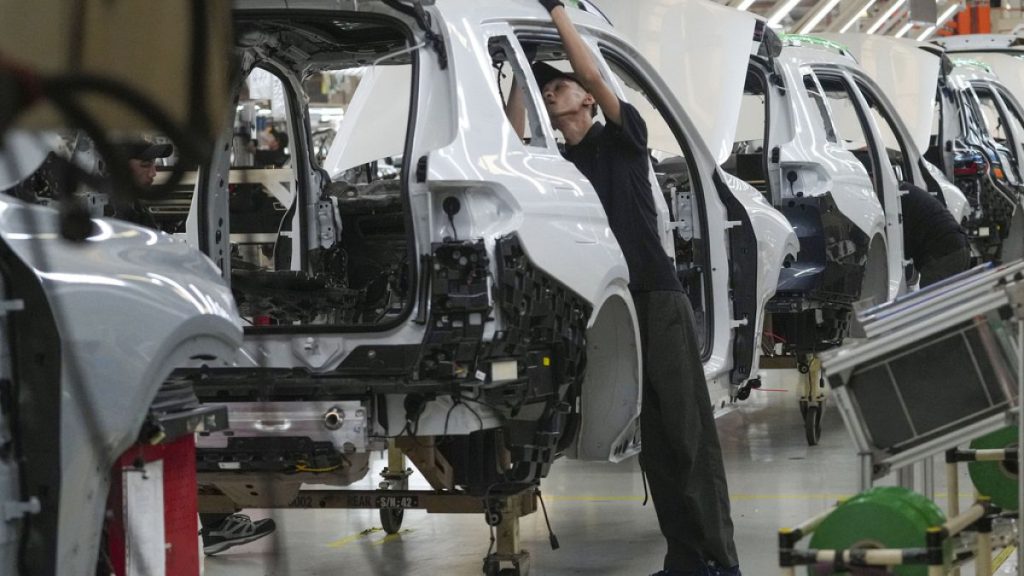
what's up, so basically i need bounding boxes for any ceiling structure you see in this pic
[720,0,971,40]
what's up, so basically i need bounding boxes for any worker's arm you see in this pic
[505,75,527,140]
[539,0,622,125]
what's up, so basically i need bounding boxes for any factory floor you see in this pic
[202,370,1018,575]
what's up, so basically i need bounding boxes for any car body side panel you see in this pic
[774,51,887,243]
[0,200,242,576]
[717,171,799,381]
[423,15,642,458]
[924,159,970,222]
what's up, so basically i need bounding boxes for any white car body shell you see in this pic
[819,34,970,223]
[205,0,798,468]
[762,41,904,303]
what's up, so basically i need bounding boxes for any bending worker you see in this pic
[900,182,970,287]
[518,2,742,575]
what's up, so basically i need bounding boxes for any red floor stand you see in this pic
[106,435,200,576]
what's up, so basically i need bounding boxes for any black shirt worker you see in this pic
[900,182,970,287]
[528,2,741,574]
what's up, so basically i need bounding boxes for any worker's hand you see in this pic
[538,0,564,13]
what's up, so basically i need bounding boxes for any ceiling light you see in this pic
[736,0,757,11]
[866,0,908,34]
[799,0,844,33]
[838,0,879,33]
[768,0,805,27]
[916,25,937,40]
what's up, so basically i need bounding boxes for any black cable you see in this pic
[536,490,560,550]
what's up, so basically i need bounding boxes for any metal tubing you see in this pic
[976,531,992,575]
[947,461,960,518]
[943,503,986,538]
[947,459,961,576]
[859,452,873,491]
[922,456,935,501]
[860,453,876,487]
[1018,318,1023,571]
[387,438,404,473]
[898,465,915,491]
[971,448,1016,461]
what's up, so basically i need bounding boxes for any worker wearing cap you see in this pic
[106,140,174,226]
[526,2,741,575]
[123,141,173,188]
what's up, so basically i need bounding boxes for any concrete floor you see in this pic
[202,370,1018,575]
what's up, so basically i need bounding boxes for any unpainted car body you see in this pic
[182,0,797,509]
[671,31,915,355]
[820,34,969,225]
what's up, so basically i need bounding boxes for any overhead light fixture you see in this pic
[866,0,908,34]
[768,0,805,27]
[917,2,962,40]
[799,0,844,34]
[737,0,757,11]
[838,0,879,33]
[894,21,914,37]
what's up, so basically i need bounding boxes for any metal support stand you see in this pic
[799,356,826,446]
[859,452,873,491]
[897,464,915,491]
[921,456,935,502]
[946,457,961,576]
[379,439,413,534]
[1018,319,1023,574]
[482,492,535,576]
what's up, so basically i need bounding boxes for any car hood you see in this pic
[588,0,757,165]
[819,33,941,153]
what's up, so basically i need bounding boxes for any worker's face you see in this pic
[129,159,157,188]
[542,78,594,123]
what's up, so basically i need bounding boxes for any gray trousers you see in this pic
[634,290,738,571]
[919,246,970,288]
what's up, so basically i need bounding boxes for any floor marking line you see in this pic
[326,527,382,549]
[992,545,1015,572]
[373,529,412,546]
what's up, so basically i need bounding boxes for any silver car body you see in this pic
[0,197,241,576]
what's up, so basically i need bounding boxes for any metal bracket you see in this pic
[3,497,40,522]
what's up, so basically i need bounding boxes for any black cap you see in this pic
[531,61,583,91]
[120,141,173,161]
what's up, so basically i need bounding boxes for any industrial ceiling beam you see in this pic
[864,0,908,33]
[767,0,806,27]
[793,0,843,33]
[826,0,880,32]
[917,1,964,40]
